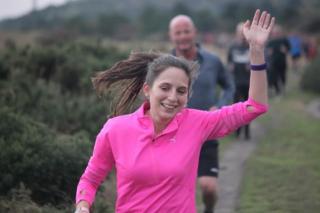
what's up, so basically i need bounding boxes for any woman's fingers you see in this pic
[252,9,260,26]
[252,10,275,32]
[243,20,250,31]
[258,11,267,28]
[263,14,271,29]
[267,17,276,33]
[245,9,275,42]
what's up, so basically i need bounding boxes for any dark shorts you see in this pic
[292,53,301,59]
[198,140,219,177]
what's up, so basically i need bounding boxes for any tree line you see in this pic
[1,0,320,38]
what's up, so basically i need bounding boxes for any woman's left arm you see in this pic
[243,10,275,105]
[202,10,275,140]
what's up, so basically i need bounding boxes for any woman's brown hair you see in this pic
[92,51,198,117]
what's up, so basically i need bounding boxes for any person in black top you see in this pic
[266,25,290,95]
[227,22,251,140]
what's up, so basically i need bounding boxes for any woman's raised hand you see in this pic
[243,9,275,49]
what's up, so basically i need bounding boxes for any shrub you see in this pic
[300,53,320,94]
[0,108,91,204]
[0,39,127,211]
[0,183,73,213]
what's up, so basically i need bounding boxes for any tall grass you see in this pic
[237,72,320,213]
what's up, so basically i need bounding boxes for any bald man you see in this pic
[169,15,235,213]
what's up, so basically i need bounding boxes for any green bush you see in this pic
[0,58,10,80]
[0,183,73,213]
[1,77,110,138]
[1,40,127,94]
[0,108,91,204]
[300,53,320,94]
[0,183,43,213]
[0,41,126,137]
[0,39,127,210]
[0,183,115,213]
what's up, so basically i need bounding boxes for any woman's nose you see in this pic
[168,91,178,101]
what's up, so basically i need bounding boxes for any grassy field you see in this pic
[237,73,320,213]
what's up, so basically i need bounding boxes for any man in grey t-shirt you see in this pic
[169,15,234,213]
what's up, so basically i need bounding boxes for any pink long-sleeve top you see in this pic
[76,98,268,212]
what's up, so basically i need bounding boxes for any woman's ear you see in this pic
[142,82,150,99]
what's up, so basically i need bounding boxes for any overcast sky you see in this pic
[0,0,69,20]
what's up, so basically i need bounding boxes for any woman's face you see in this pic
[143,66,189,124]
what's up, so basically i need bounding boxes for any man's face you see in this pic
[169,19,196,53]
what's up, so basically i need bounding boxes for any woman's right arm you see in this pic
[75,123,115,211]
[75,201,90,213]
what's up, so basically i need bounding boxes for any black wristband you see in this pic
[250,63,267,71]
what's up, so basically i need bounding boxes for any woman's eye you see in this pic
[178,89,187,95]
[161,87,169,91]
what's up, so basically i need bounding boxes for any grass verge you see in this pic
[237,75,320,213]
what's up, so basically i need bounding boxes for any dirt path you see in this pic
[306,99,320,119]
[213,121,266,213]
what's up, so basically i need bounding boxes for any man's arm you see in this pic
[216,59,235,108]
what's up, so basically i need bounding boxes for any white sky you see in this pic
[0,0,69,20]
